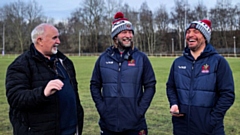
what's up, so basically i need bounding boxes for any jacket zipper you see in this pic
[117,62,122,130]
[188,60,195,135]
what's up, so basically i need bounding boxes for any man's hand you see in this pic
[170,104,184,117]
[44,79,64,97]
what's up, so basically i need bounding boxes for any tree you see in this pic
[209,0,235,50]
[1,0,44,53]
[170,0,188,51]
[190,2,208,21]
[139,2,155,54]
[154,5,170,53]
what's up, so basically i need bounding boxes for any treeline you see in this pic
[0,0,239,54]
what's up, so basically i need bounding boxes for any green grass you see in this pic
[0,56,239,135]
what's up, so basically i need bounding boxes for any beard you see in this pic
[51,44,58,54]
[188,38,206,52]
[116,38,132,50]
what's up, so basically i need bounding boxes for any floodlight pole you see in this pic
[172,38,174,54]
[233,36,236,57]
[79,31,81,56]
[184,0,187,48]
[2,23,4,56]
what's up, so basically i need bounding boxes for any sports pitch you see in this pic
[0,56,239,135]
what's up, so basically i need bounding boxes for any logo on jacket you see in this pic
[178,66,186,69]
[128,59,135,66]
[138,130,146,135]
[201,64,210,73]
[106,61,113,64]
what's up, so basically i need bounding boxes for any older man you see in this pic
[6,23,84,135]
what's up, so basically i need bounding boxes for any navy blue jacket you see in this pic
[166,44,235,135]
[90,46,156,132]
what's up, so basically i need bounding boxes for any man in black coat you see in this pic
[5,23,84,135]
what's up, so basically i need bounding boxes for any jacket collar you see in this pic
[106,45,137,55]
[29,43,66,62]
[183,43,218,60]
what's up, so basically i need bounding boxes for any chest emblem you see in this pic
[128,59,135,66]
[201,64,210,73]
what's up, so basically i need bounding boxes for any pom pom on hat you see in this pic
[114,12,124,19]
[111,12,134,39]
[185,19,212,43]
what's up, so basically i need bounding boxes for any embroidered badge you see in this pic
[201,64,210,73]
[138,130,146,135]
[128,59,135,66]
[190,23,197,28]
[126,23,132,29]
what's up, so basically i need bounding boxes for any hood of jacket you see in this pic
[183,43,218,60]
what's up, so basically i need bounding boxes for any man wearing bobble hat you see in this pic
[166,19,235,135]
[90,12,156,135]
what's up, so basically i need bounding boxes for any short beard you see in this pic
[189,40,205,52]
[116,38,132,50]
[51,44,58,54]
[52,49,58,54]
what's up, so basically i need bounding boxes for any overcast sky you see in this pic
[0,0,239,21]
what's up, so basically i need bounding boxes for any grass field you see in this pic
[0,56,239,135]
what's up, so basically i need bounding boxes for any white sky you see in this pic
[0,0,239,21]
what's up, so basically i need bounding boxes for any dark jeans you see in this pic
[100,128,148,135]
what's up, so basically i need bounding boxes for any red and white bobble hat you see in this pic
[111,12,134,39]
[186,19,212,43]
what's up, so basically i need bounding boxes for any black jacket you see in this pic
[5,44,84,135]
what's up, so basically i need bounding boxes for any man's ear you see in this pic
[37,37,43,45]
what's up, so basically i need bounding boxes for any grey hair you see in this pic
[31,23,49,44]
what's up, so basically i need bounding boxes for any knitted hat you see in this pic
[185,19,212,43]
[111,12,134,39]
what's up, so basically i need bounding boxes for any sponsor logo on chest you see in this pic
[128,59,135,66]
[201,64,210,73]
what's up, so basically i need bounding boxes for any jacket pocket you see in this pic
[203,113,215,134]
[97,102,106,118]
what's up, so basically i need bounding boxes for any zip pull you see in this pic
[192,61,195,70]
[118,63,121,71]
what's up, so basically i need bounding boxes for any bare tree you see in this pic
[139,2,155,54]
[1,0,44,53]
[209,0,234,50]
[236,3,240,30]
[170,0,188,51]
[154,4,170,53]
[82,0,106,52]
[190,2,208,21]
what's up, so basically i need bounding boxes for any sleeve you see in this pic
[166,61,179,107]
[90,56,104,113]
[138,55,156,116]
[5,58,48,110]
[211,57,235,125]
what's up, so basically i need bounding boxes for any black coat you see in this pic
[5,44,84,135]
